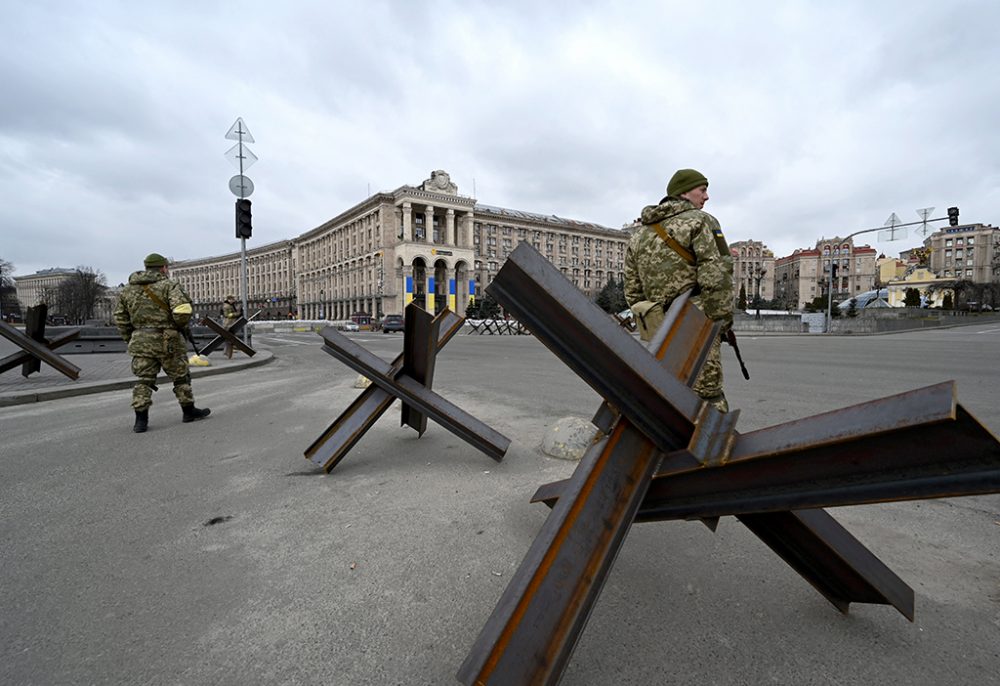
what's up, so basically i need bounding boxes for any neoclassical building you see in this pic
[773,238,877,310]
[729,239,775,306]
[170,170,630,320]
[925,222,1000,282]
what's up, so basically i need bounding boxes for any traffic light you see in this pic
[235,199,253,239]
[947,206,960,227]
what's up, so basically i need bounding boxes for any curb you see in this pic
[0,351,275,407]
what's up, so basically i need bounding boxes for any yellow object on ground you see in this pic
[188,354,211,367]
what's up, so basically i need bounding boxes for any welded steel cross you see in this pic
[457,242,1000,686]
[199,315,256,357]
[0,306,81,380]
[305,304,510,473]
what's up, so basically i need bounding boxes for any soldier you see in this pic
[624,168,734,412]
[221,295,240,359]
[114,253,211,432]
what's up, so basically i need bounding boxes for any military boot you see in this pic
[181,403,211,423]
[133,409,149,433]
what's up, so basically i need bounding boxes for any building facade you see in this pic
[773,248,821,310]
[925,223,1000,282]
[729,239,775,307]
[771,238,877,310]
[14,268,76,311]
[170,170,630,321]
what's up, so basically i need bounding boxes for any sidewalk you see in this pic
[0,347,273,407]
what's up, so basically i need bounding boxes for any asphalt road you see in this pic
[1,324,999,685]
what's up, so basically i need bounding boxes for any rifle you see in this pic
[180,325,203,357]
[723,329,750,380]
[141,284,202,356]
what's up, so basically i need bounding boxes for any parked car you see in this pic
[382,314,404,333]
[343,321,359,332]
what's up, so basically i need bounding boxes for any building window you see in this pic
[967,237,975,245]
[966,269,973,277]
[945,238,953,247]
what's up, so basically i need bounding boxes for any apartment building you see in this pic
[729,239,775,306]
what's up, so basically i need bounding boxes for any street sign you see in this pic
[225,118,255,143]
[225,143,258,171]
[229,174,254,198]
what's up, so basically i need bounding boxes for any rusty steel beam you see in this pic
[199,316,255,357]
[400,304,439,436]
[0,320,81,380]
[458,290,720,686]
[0,329,80,375]
[738,509,915,620]
[319,325,509,462]
[304,309,464,472]
[457,421,660,686]
[485,242,705,453]
[639,383,1000,521]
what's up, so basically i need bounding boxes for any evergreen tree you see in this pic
[846,298,858,318]
[478,292,501,319]
[942,292,953,310]
[903,287,922,307]
[465,297,480,319]
[738,284,747,310]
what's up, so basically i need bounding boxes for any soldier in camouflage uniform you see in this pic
[221,295,240,359]
[624,169,734,412]
[113,253,211,433]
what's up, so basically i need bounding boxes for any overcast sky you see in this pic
[2,0,998,286]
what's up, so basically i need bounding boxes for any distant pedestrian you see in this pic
[113,253,211,433]
[222,295,241,359]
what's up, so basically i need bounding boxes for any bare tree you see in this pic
[55,267,108,324]
[0,258,21,321]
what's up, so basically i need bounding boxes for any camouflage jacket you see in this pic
[624,198,734,326]
[113,270,194,354]
[222,301,239,323]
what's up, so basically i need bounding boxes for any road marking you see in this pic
[258,335,312,345]
[975,328,1000,334]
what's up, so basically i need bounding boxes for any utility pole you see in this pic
[225,117,258,343]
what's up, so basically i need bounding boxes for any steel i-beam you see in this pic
[0,320,81,380]
[304,309,465,472]
[457,285,720,686]
[317,309,510,463]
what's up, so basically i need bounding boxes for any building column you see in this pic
[402,265,414,309]
[445,209,455,246]
[464,212,475,248]
[402,202,413,242]
[425,205,435,245]
[448,265,457,313]
[425,269,436,312]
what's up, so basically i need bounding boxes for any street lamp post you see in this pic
[752,265,767,320]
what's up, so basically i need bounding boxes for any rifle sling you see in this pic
[649,222,696,266]
[141,285,181,332]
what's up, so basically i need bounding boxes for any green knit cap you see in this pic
[144,253,169,268]
[667,169,709,198]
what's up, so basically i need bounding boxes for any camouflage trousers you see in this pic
[128,331,194,410]
[693,337,728,413]
[635,301,728,413]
